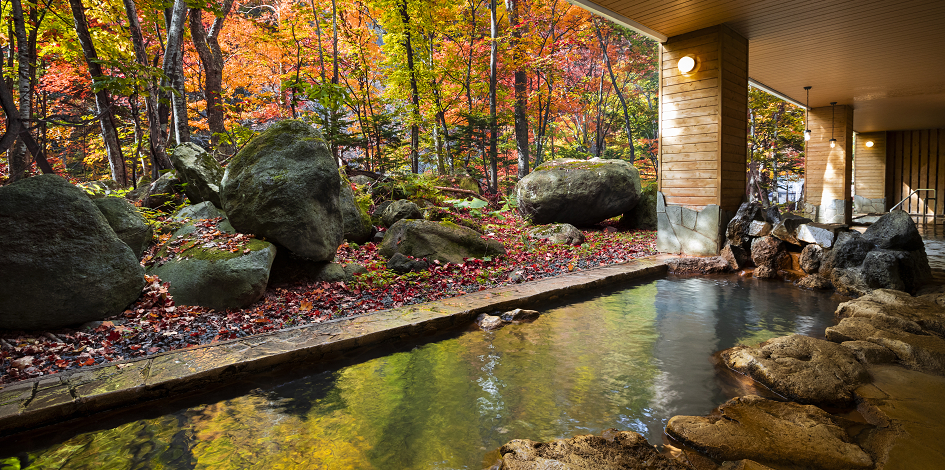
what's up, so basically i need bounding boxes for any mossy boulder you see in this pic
[136,170,185,211]
[220,120,343,261]
[381,199,422,227]
[169,142,224,207]
[515,158,641,226]
[76,179,121,199]
[146,202,276,310]
[528,223,585,245]
[379,219,505,264]
[0,175,145,329]
[620,180,657,230]
[92,197,153,258]
[340,181,373,244]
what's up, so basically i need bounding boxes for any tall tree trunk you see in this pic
[594,20,635,162]
[161,0,189,146]
[7,0,30,182]
[190,0,234,157]
[122,0,172,177]
[68,0,128,186]
[398,0,420,173]
[487,0,498,192]
[507,0,528,178]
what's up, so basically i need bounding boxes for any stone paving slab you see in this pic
[0,257,667,436]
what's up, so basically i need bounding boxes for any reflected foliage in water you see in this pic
[9,276,844,470]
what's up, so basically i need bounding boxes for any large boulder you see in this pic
[821,231,875,272]
[666,396,873,470]
[797,223,846,248]
[799,244,824,274]
[381,199,422,227]
[770,214,813,246]
[136,170,185,211]
[220,120,343,261]
[497,429,688,470]
[726,202,765,246]
[721,334,870,406]
[92,197,153,258]
[515,158,641,226]
[379,219,505,264]
[750,236,787,278]
[0,175,145,329]
[835,289,945,337]
[862,209,923,251]
[168,142,224,207]
[146,202,276,310]
[826,315,945,375]
[527,223,585,245]
[339,182,373,244]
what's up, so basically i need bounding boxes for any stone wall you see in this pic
[803,199,847,224]
[853,195,886,213]
[656,192,732,256]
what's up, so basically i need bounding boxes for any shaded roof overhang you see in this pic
[572,0,945,133]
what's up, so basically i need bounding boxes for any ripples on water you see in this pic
[3,276,848,470]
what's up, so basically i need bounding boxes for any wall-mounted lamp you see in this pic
[865,141,874,148]
[829,101,837,148]
[803,86,812,141]
[677,55,696,74]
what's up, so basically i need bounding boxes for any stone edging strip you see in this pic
[0,257,667,436]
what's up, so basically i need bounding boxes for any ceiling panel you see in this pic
[580,0,945,132]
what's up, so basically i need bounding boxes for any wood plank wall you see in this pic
[854,131,886,200]
[885,129,945,219]
[806,104,853,212]
[659,24,747,212]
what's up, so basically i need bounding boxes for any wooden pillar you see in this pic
[853,131,887,213]
[657,24,747,255]
[806,104,853,223]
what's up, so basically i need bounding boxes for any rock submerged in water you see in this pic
[220,120,344,261]
[515,158,641,226]
[146,202,276,310]
[666,396,873,470]
[92,196,153,259]
[0,175,145,330]
[497,429,688,470]
[168,142,224,207]
[379,219,505,264]
[721,334,870,406]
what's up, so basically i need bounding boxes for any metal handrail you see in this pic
[890,189,936,211]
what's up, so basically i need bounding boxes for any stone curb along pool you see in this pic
[0,259,668,436]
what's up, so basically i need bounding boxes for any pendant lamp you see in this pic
[804,86,811,141]
[829,102,837,148]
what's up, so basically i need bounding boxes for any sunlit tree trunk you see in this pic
[488,0,498,192]
[398,0,420,173]
[507,0,529,178]
[162,0,190,146]
[69,0,128,186]
[190,0,234,157]
[7,0,30,182]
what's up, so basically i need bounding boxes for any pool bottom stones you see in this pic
[0,258,668,437]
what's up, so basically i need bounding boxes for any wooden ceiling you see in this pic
[574,0,945,132]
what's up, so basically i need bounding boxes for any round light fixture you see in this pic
[804,130,811,141]
[677,55,696,74]
[830,139,837,148]
[865,141,874,148]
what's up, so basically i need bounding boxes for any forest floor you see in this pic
[0,210,656,384]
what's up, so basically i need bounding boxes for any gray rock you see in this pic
[0,175,145,329]
[770,214,813,246]
[373,200,393,218]
[372,230,386,244]
[841,340,897,364]
[342,263,367,277]
[797,273,832,290]
[498,429,687,470]
[387,252,429,274]
[746,220,771,237]
[168,142,224,207]
[830,267,871,297]
[527,223,584,245]
[147,208,276,310]
[862,209,923,251]
[379,219,505,264]
[836,289,945,340]
[667,256,731,274]
[797,223,846,248]
[501,308,540,323]
[92,197,153,258]
[619,181,657,230]
[722,243,751,270]
[220,120,343,261]
[721,334,870,406]
[799,244,824,274]
[350,174,374,186]
[516,158,641,226]
[764,205,782,224]
[862,249,908,291]
[381,199,422,227]
[76,179,121,199]
[821,231,875,272]
[138,170,184,211]
[477,313,506,331]
[726,202,765,246]
[666,396,873,470]
[340,182,373,244]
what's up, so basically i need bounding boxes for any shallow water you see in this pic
[4,276,846,470]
